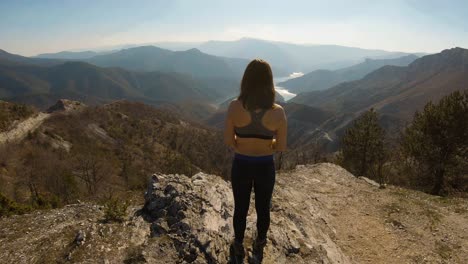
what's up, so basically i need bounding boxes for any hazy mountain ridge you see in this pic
[197,38,416,73]
[278,54,419,93]
[25,37,418,78]
[0,49,64,67]
[85,46,248,80]
[34,50,113,60]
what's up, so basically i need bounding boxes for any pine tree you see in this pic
[402,91,468,195]
[340,108,387,184]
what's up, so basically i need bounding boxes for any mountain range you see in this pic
[291,47,468,145]
[278,54,419,93]
[33,38,422,75]
[0,45,291,119]
[197,38,419,73]
[2,44,467,153]
[0,58,239,110]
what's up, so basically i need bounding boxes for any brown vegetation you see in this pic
[0,100,231,216]
[0,101,35,132]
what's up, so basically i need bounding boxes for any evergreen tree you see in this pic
[402,91,468,195]
[340,108,387,184]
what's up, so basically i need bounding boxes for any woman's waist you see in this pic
[234,138,275,154]
[234,152,274,162]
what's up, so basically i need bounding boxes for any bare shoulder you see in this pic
[228,99,242,109]
[227,99,236,109]
[270,104,286,123]
[272,103,284,110]
[271,103,285,115]
[227,99,241,116]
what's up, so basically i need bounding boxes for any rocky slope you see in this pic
[0,112,49,145]
[1,163,467,263]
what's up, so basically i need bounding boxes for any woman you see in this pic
[224,59,287,263]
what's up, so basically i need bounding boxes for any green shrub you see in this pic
[103,197,129,223]
[31,192,61,209]
[0,192,32,217]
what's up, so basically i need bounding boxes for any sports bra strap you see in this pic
[250,109,266,120]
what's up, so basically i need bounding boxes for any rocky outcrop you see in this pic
[46,99,86,113]
[141,168,350,263]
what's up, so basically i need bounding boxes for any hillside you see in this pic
[291,47,468,139]
[0,60,239,109]
[278,55,419,93]
[1,163,466,263]
[0,100,232,210]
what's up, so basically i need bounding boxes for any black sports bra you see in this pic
[234,109,275,140]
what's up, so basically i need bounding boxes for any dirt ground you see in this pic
[281,164,468,264]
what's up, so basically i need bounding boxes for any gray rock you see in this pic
[74,230,86,246]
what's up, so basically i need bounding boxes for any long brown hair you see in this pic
[238,59,275,111]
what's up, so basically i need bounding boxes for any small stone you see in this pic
[74,230,86,246]
[287,240,301,255]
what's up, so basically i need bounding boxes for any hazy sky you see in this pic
[1,0,467,56]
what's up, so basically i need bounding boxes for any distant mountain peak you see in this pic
[121,45,171,53]
[238,37,267,43]
[184,48,202,53]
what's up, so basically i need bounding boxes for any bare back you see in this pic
[224,99,287,156]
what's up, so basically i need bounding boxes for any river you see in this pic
[274,72,303,101]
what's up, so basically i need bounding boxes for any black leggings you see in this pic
[231,154,276,243]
